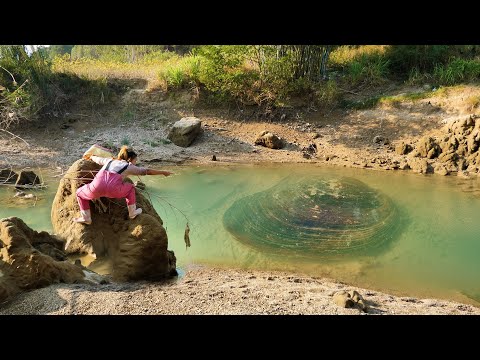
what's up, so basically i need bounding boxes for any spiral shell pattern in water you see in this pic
[223,176,402,259]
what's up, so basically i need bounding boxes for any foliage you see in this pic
[70,45,195,62]
[0,45,49,128]
[191,46,257,104]
[0,45,108,130]
[158,55,201,90]
[330,46,388,68]
[313,80,341,108]
[189,45,334,107]
[432,59,480,85]
[347,54,390,85]
[121,136,130,145]
[38,45,74,59]
[4,44,480,130]
[386,45,453,75]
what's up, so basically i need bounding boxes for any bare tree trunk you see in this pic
[321,45,331,80]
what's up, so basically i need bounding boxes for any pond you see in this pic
[2,164,480,305]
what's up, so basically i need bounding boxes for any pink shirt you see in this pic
[91,156,148,176]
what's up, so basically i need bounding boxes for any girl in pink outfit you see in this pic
[74,146,173,225]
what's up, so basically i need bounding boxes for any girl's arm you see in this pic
[145,169,173,176]
[124,164,173,176]
[86,155,111,166]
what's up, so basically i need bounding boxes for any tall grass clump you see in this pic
[433,59,480,85]
[330,46,390,85]
[330,45,389,68]
[386,45,453,77]
[158,55,201,90]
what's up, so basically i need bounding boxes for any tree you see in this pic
[47,45,74,58]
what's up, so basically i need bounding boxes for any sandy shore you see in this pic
[1,265,479,315]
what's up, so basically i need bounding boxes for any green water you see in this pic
[2,164,480,305]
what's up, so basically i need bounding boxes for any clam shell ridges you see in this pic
[223,176,402,259]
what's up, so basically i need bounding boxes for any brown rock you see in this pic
[254,131,283,149]
[15,171,41,187]
[0,217,86,304]
[134,181,146,190]
[167,117,202,147]
[434,164,449,176]
[51,159,177,281]
[399,161,410,170]
[0,170,18,184]
[333,291,355,308]
[395,142,413,155]
[417,136,441,159]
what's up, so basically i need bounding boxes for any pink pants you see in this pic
[76,170,136,211]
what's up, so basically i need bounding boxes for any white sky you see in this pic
[25,45,50,55]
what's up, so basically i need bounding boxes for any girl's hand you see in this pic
[162,171,173,177]
[83,154,91,160]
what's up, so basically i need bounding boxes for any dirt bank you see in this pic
[2,83,480,175]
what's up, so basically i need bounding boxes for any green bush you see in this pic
[158,55,201,89]
[0,45,109,129]
[0,46,51,127]
[193,45,317,106]
[347,54,390,85]
[387,45,453,76]
[314,80,340,108]
[433,59,480,85]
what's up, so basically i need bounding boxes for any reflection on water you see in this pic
[2,164,480,305]
[0,176,56,232]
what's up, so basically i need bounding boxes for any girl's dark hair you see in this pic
[117,145,137,162]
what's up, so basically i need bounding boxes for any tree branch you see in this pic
[0,128,30,146]
[0,65,17,85]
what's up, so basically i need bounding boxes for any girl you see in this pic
[74,146,173,224]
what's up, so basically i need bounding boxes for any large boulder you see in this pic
[51,159,177,281]
[168,117,202,147]
[0,217,86,304]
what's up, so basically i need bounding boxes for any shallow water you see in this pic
[2,164,480,305]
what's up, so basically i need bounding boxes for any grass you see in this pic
[121,103,137,122]
[49,47,480,115]
[330,46,391,86]
[466,95,480,110]
[52,53,202,93]
[52,55,184,92]
[433,59,480,85]
[341,86,452,110]
[145,138,171,147]
[158,56,201,90]
[52,57,157,81]
[330,46,390,68]
[121,136,130,146]
[407,59,480,87]
[102,141,117,152]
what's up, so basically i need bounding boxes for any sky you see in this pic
[25,45,50,54]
